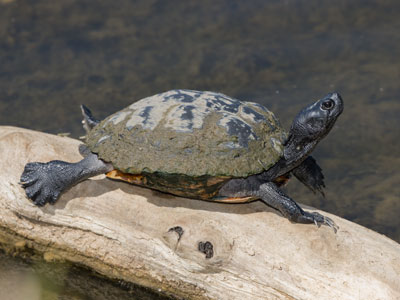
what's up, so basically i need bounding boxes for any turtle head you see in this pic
[283,92,343,165]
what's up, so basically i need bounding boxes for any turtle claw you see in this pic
[323,216,339,233]
[32,193,47,207]
[20,162,41,182]
[24,182,42,200]
[305,211,338,233]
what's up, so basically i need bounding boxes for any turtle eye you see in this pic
[321,99,335,110]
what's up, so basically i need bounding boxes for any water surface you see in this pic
[0,250,170,300]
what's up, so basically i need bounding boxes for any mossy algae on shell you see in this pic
[87,90,286,177]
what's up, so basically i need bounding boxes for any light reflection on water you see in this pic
[0,0,399,298]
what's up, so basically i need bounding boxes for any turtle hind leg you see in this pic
[20,153,113,206]
[21,161,67,206]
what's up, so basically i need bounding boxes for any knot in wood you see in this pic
[198,241,214,259]
[168,226,184,241]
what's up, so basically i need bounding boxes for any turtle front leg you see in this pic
[292,156,326,197]
[20,152,113,206]
[256,182,337,232]
[219,178,338,232]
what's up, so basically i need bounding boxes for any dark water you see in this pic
[0,250,170,300]
[0,0,399,298]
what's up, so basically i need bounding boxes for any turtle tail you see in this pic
[80,104,100,133]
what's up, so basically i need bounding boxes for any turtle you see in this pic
[20,89,343,231]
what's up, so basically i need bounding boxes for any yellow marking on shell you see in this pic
[106,170,146,185]
[206,176,231,186]
[273,174,291,187]
[213,196,257,203]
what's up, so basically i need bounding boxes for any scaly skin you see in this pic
[20,152,113,206]
[218,92,343,231]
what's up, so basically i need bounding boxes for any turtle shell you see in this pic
[86,89,286,179]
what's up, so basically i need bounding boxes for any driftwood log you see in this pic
[0,126,399,300]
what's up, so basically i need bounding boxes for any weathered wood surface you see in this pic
[0,126,399,300]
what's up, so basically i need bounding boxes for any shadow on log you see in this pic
[0,126,399,300]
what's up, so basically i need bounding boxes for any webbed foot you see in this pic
[20,161,70,206]
[20,153,113,206]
